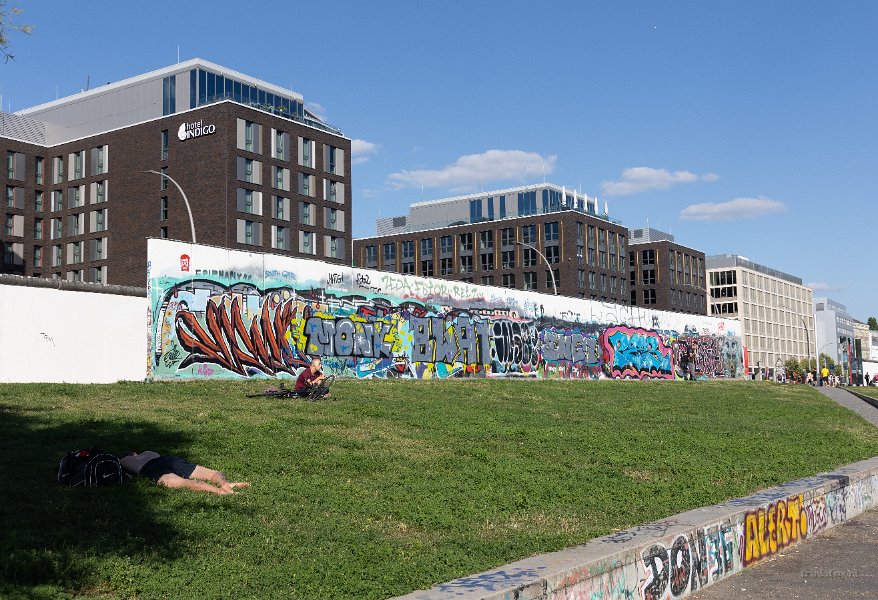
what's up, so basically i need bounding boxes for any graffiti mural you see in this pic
[147,240,743,380]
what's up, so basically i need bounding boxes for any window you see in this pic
[91,146,107,176]
[237,119,261,153]
[324,145,344,175]
[326,236,343,260]
[274,130,288,160]
[401,240,414,259]
[5,185,23,209]
[33,247,42,268]
[481,275,493,286]
[523,247,537,267]
[244,158,254,182]
[500,227,515,247]
[365,245,377,266]
[91,266,105,284]
[589,272,596,290]
[91,237,106,260]
[34,191,43,212]
[54,156,64,183]
[34,219,43,240]
[642,249,655,265]
[521,224,536,244]
[273,166,289,190]
[502,273,515,288]
[3,215,12,236]
[52,245,63,267]
[459,232,473,252]
[298,172,315,197]
[545,245,559,264]
[383,243,396,267]
[523,272,537,291]
[544,221,559,242]
[299,202,313,225]
[274,196,288,220]
[162,75,176,115]
[51,218,62,239]
[402,261,415,275]
[469,198,483,223]
[95,181,106,203]
[642,268,656,285]
[160,167,168,191]
[440,257,453,275]
[71,152,83,179]
[501,250,515,269]
[299,137,313,168]
[644,289,657,305]
[68,186,82,208]
[578,270,585,289]
[479,230,494,250]
[35,157,44,184]
[6,151,23,179]
[237,219,262,246]
[160,197,168,221]
[420,238,433,256]
[161,130,169,160]
[460,255,473,273]
[68,241,84,264]
[92,209,107,232]
[326,180,342,203]
[68,214,83,236]
[160,227,168,239]
[420,259,433,276]
[439,235,452,255]
[245,121,255,152]
[325,207,342,231]
[547,269,560,290]
[2,242,23,266]
[273,226,289,251]
[480,253,494,271]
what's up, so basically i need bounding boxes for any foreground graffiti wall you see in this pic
[407,463,878,600]
[147,239,743,380]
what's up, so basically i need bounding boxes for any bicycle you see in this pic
[246,376,335,401]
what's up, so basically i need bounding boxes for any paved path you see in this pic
[818,386,878,427]
[690,507,878,600]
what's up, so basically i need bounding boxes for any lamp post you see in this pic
[516,240,557,295]
[144,170,196,243]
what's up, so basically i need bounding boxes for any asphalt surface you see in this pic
[692,386,878,600]
[690,507,878,600]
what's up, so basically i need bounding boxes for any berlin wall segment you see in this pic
[392,461,878,600]
[147,239,743,381]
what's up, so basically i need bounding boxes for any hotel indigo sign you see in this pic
[177,119,216,141]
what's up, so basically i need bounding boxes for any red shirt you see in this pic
[295,368,320,392]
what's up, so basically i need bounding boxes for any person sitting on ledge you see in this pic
[120,451,250,495]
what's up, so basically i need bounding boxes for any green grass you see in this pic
[2,380,877,599]
[851,385,878,400]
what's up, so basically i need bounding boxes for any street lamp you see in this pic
[516,240,557,295]
[144,170,197,243]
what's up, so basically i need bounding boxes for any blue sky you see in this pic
[3,1,875,319]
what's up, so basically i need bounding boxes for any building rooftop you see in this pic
[3,58,342,146]
[628,227,675,244]
[706,254,803,285]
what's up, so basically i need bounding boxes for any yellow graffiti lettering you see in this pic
[745,512,760,564]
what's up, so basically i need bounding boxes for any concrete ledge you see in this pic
[394,456,878,600]
[844,387,878,411]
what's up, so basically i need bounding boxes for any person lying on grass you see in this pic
[120,451,250,495]
[294,356,331,399]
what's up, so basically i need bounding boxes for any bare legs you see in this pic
[157,466,251,495]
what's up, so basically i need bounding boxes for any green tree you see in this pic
[868,317,878,331]
[0,1,32,62]
[784,357,802,378]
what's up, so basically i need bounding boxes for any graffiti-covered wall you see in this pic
[147,240,743,380]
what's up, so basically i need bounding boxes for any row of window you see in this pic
[6,147,108,185]
[235,120,345,175]
[6,181,109,212]
[5,208,108,240]
[233,219,345,259]
[232,189,344,231]
[234,157,345,201]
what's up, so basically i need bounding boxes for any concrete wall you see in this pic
[148,239,743,380]
[0,283,147,383]
[396,457,878,600]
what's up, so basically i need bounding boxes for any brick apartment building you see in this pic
[627,227,707,315]
[352,184,629,303]
[1,59,351,287]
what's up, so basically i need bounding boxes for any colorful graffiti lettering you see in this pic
[603,326,673,379]
[743,495,807,566]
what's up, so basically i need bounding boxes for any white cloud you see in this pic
[679,197,786,222]
[306,102,326,120]
[387,149,556,192]
[601,167,718,196]
[351,139,380,165]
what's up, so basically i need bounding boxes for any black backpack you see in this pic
[57,447,123,487]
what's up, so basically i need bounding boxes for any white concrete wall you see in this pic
[0,284,147,383]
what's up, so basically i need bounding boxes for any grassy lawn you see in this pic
[851,385,878,400]
[2,380,877,599]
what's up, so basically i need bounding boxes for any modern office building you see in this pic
[627,227,706,315]
[853,320,878,363]
[814,297,858,383]
[706,255,814,377]
[353,184,629,302]
[1,58,351,287]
